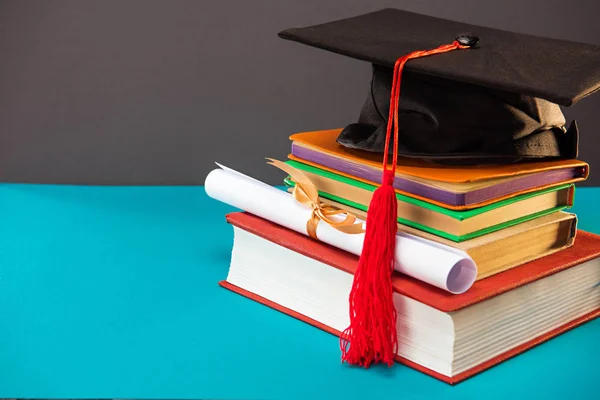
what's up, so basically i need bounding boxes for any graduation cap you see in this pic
[279,8,600,164]
[277,9,600,369]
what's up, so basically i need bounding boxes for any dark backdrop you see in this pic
[1,0,599,185]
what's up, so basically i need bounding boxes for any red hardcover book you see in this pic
[219,212,600,384]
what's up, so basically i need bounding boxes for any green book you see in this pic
[283,160,574,242]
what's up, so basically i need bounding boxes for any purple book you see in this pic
[291,142,585,207]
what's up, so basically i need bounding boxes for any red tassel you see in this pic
[340,41,468,368]
[340,170,399,367]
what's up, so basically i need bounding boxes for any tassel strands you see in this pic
[340,40,470,368]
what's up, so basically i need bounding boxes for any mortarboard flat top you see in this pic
[278,9,600,163]
[279,8,600,107]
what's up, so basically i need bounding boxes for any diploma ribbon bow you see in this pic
[266,158,365,239]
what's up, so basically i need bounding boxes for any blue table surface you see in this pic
[0,183,599,399]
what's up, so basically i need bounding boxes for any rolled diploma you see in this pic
[205,165,477,294]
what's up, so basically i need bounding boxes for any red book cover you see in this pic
[219,211,600,383]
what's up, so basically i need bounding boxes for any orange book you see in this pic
[289,129,589,210]
[220,212,600,383]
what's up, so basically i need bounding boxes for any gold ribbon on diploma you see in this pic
[266,158,365,239]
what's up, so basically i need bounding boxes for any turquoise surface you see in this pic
[0,183,598,399]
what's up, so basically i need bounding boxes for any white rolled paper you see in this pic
[205,163,477,294]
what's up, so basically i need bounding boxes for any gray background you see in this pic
[1,0,599,186]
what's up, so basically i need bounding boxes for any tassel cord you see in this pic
[340,40,468,368]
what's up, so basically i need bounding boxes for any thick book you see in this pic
[288,129,589,209]
[283,159,575,242]
[219,212,600,383]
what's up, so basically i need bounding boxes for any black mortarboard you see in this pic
[279,8,600,163]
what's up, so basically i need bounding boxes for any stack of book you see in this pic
[216,128,600,383]
[207,8,600,384]
[284,129,588,281]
